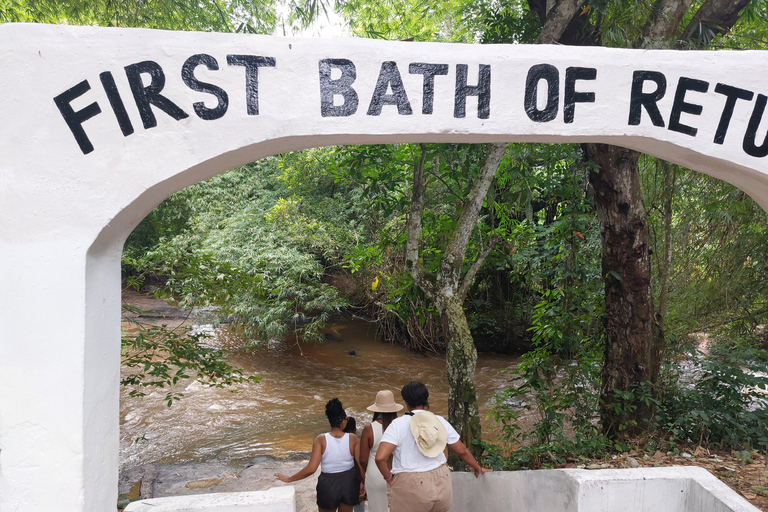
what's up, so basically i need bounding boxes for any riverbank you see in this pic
[118,290,767,511]
[119,456,320,511]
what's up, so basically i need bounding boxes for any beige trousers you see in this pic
[387,464,452,512]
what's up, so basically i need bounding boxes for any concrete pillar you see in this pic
[0,239,120,511]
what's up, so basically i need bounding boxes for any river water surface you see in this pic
[120,293,523,471]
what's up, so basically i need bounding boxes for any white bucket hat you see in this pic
[367,390,404,413]
[409,411,447,458]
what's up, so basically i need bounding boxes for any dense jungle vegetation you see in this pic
[10,0,767,469]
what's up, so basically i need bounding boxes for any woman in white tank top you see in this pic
[360,390,404,512]
[276,398,365,512]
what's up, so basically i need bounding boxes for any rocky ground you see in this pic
[119,456,320,511]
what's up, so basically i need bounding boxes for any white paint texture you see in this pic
[119,468,759,512]
[123,487,296,512]
[449,467,761,512]
[0,22,767,511]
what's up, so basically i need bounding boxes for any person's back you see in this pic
[365,421,386,512]
[375,382,490,512]
[322,432,354,473]
[275,398,363,512]
[362,390,403,512]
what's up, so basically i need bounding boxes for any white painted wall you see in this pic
[0,23,767,511]
[124,487,295,512]
[119,468,759,512]
[449,467,761,512]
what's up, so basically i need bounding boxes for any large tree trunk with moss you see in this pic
[439,294,482,459]
[584,144,656,435]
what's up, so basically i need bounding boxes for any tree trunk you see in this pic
[584,143,656,435]
[404,143,505,460]
[440,293,483,460]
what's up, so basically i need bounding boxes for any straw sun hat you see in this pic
[409,411,448,458]
[367,390,404,413]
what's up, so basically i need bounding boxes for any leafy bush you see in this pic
[657,335,768,451]
[126,157,362,344]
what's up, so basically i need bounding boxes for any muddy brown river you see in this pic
[120,293,523,470]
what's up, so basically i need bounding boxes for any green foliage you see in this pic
[122,307,260,407]
[457,0,540,44]
[657,336,768,451]
[1,0,278,33]
[643,163,768,338]
[128,157,363,344]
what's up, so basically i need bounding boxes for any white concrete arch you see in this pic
[1,23,768,511]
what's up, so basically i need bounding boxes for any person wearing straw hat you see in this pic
[374,381,490,512]
[360,390,404,512]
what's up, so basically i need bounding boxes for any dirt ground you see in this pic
[573,448,768,511]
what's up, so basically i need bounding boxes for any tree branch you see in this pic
[405,144,435,300]
[537,0,589,44]
[438,143,506,293]
[642,0,693,47]
[682,0,752,48]
[459,235,500,302]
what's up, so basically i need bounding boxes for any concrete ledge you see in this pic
[450,467,760,512]
[123,487,295,512]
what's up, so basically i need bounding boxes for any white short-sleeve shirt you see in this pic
[380,409,460,473]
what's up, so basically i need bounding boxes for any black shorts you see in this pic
[316,466,359,510]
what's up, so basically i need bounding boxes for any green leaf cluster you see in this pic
[121,308,260,407]
[126,157,369,344]
[1,0,278,33]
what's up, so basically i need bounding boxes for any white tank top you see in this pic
[321,432,354,474]
[369,421,383,462]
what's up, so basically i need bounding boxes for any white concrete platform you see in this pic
[122,467,759,512]
[123,486,295,512]
[450,466,760,512]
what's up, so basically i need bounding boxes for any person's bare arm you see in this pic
[275,435,323,483]
[447,440,492,477]
[375,441,396,485]
[351,434,366,497]
[360,424,373,471]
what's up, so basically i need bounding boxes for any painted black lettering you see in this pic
[628,71,666,127]
[713,83,754,145]
[367,61,412,116]
[668,77,709,137]
[743,94,768,158]
[125,61,188,129]
[454,64,490,119]
[524,64,558,122]
[318,59,359,117]
[53,80,102,155]
[564,67,596,124]
[99,71,134,137]
[226,55,275,115]
[182,54,229,121]
[409,63,448,115]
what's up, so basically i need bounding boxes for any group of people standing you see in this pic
[276,381,490,512]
